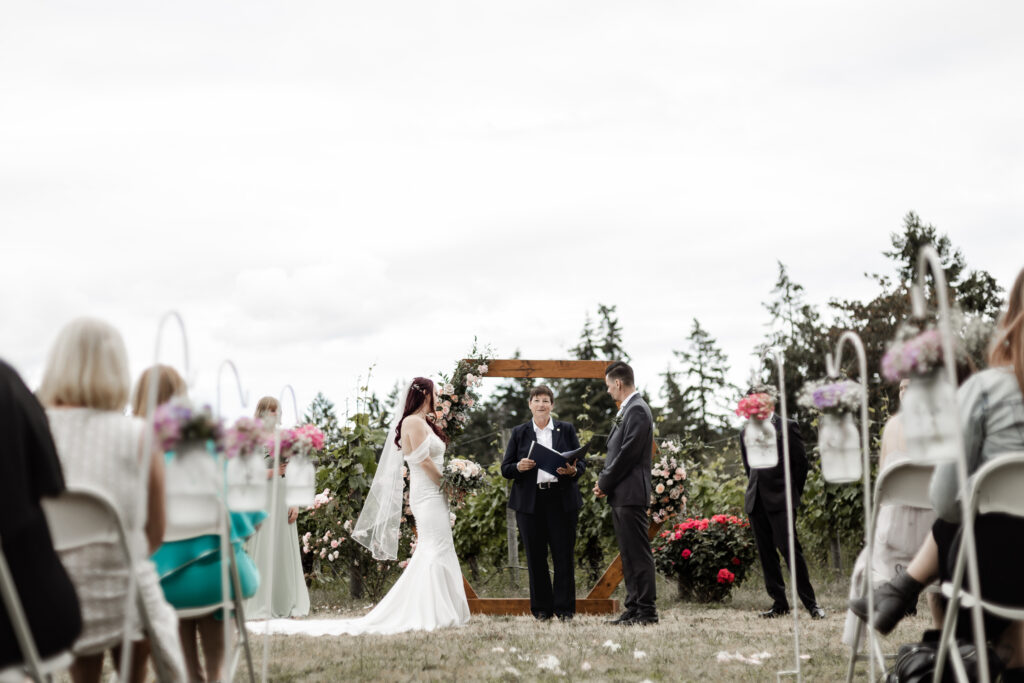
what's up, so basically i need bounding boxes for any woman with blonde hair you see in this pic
[39,318,185,683]
[852,267,1024,679]
[244,397,310,619]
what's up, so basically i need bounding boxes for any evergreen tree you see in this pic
[658,364,689,438]
[675,318,734,443]
[304,392,342,450]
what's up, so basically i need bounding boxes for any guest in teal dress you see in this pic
[134,366,265,683]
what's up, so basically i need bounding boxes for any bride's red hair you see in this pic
[394,377,448,448]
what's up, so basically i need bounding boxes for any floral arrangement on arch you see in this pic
[649,439,687,524]
[152,399,224,453]
[881,322,951,382]
[440,458,486,508]
[434,341,491,440]
[796,379,863,415]
[652,514,758,602]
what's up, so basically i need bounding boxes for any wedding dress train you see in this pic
[251,432,469,636]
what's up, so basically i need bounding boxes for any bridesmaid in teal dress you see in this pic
[133,366,266,683]
[244,397,310,619]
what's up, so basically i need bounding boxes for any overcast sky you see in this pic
[2,1,1022,425]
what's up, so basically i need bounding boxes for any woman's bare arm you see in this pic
[145,450,166,553]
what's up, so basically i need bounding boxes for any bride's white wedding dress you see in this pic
[252,432,470,636]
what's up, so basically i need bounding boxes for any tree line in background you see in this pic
[299,212,1005,599]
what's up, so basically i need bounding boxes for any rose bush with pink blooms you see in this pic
[652,514,757,602]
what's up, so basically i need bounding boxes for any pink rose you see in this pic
[681,549,692,559]
[330,540,339,549]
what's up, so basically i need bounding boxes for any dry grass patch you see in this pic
[250,570,936,681]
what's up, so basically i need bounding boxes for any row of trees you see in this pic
[301,212,1006,590]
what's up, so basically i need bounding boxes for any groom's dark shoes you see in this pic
[533,611,552,621]
[808,604,826,619]
[759,604,790,619]
[605,609,636,625]
[620,612,658,626]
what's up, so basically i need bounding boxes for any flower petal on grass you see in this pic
[581,662,592,672]
[491,646,505,653]
[633,650,647,659]
[602,640,621,651]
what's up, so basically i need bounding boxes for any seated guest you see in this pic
[136,365,265,683]
[0,359,82,670]
[38,318,186,683]
[842,378,940,646]
[851,266,1024,679]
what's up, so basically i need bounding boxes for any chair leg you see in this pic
[845,619,863,683]
[229,554,257,683]
[934,542,968,683]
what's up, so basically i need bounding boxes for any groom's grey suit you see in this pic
[598,394,656,619]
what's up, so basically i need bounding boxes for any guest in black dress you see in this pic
[0,359,82,668]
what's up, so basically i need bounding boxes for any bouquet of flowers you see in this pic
[881,324,945,381]
[440,457,486,508]
[152,398,223,453]
[734,392,775,420]
[222,416,271,459]
[652,514,757,602]
[266,423,325,461]
[649,440,687,524]
[435,343,491,440]
[797,379,863,415]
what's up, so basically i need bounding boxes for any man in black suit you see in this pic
[739,394,826,620]
[500,385,584,621]
[594,361,657,626]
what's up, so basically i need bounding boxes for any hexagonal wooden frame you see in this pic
[460,359,662,616]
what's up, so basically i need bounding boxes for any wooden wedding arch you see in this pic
[458,359,661,616]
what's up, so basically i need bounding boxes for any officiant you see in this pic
[500,385,585,621]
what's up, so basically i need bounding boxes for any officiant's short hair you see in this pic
[605,361,634,387]
[529,385,554,401]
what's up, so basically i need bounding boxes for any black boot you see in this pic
[849,569,925,635]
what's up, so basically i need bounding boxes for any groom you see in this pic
[594,361,657,625]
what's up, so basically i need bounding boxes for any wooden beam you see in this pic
[462,576,479,600]
[467,359,610,380]
[586,521,663,600]
[467,598,620,616]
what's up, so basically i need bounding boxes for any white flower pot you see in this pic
[818,412,862,483]
[902,370,960,463]
[226,451,268,512]
[285,452,316,508]
[164,440,222,541]
[744,417,779,469]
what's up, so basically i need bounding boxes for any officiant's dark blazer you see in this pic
[500,420,584,513]
[598,396,654,508]
[739,414,808,514]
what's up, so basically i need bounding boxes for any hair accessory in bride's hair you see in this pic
[411,382,427,394]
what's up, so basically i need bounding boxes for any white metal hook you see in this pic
[279,384,300,427]
[216,359,248,418]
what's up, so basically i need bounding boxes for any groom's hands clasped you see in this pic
[593,483,606,498]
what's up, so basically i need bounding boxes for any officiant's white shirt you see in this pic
[533,418,558,485]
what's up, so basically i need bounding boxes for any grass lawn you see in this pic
[247,565,935,681]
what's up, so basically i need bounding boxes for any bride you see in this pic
[256,377,470,636]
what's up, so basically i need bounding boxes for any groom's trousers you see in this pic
[516,488,578,617]
[611,505,657,617]
[748,497,817,610]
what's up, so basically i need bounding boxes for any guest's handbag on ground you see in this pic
[885,629,1003,682]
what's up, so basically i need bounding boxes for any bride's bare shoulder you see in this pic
[402,415,429,433]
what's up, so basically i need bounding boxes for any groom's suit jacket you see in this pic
[598,396,654,507]
[501,420,584,514]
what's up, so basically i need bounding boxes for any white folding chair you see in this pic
[846,459,937,682]
[40,487,172,683]
[933,453,1024,683]
[164,486,258,683]
[0,536,73,683]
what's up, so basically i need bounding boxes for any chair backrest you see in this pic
[41,487,129,552]
[874,460,935,510]
[972,452,1024,517]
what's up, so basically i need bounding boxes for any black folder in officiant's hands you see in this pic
[527,440,593,476]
